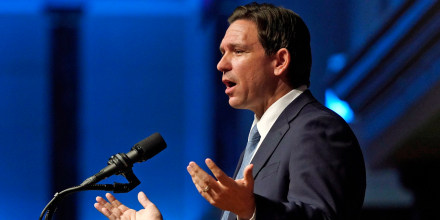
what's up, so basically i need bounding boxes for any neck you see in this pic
[253,83,293,119]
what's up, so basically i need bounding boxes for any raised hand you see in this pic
[94,191,163,220]
[187,158,255,219]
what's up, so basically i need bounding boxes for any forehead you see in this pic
[220,19,260,49]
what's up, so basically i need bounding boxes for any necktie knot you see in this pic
[249,125,261,142]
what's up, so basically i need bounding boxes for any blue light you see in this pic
[325,89,355,123]
[327,53,347,73]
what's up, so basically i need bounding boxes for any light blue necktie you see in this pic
[221,125,260,220]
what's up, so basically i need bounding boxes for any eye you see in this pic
[234,49,244,54]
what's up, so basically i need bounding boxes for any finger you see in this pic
[94,201,109,216]
[105,193,121,206]
[187,162,204,193]
[105,193,129,214]
[187,162,217,199]
[96,195,107,205]
[94,199,116,220]
[205,158,233,184]
[138,191,153,208]
[96,196,114,215]
[106,193,128,210]
[187,161,208,177]
[94,206,116,220]
[187,161,213,188]
[243,164,254,187]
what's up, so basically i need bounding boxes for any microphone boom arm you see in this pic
[40,154,141,220]
[40,132,166,220]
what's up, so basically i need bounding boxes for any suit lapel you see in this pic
[250,118,289,179]
[250,90,316,179]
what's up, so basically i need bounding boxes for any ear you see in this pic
[273,48,290,77]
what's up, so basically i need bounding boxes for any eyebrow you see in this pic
[219,43,246,53]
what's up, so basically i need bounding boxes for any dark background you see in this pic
[1,0,439,219]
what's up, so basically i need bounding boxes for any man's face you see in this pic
[217,19,277,115]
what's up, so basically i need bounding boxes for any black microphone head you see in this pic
[129,133,167,163]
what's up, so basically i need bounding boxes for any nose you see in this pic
[217,53,231,73]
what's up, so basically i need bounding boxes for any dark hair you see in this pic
[228,2,312,88]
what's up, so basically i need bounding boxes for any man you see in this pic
[94,2,366,220]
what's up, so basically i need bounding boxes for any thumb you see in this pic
[243,164,254,187]
[138,191,153,208]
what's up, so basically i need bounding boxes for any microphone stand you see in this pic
[40,157,141,220]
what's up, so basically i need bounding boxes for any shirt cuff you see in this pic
[237,208,256,220]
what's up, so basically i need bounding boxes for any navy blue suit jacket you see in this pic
[227,90,366,220]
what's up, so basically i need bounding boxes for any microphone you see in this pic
[80,133,167,186]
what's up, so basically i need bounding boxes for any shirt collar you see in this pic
[250,85,307,141]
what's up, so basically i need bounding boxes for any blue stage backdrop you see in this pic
[0,1,416,219]
[78,2,215,219]
[0,1,216,219]
[0,5,50,219]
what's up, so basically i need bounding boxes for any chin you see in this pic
[228,99,246,110]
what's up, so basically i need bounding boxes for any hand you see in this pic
[94,191,163,220]
[187,158,255,219]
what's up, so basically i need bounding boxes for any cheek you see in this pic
[233,58,267,87]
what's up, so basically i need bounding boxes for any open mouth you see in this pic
[223,79,237,88]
